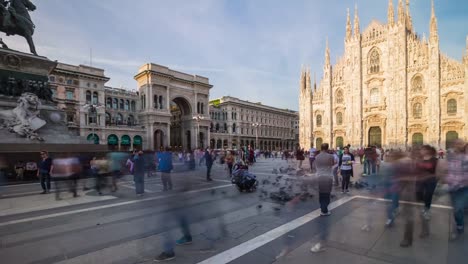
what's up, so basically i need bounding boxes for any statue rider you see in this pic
[0,0,13,30]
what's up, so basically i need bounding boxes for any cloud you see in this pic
[5,0,465,111]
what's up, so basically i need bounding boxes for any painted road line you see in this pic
[196,194,452,264]
[354,195,453,210]
[0,184,233,227]
[197,195,354,264]
[119,183,156,194]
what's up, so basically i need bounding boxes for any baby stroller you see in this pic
[231,161,258,192]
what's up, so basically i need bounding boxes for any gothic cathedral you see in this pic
[299,0,468,150]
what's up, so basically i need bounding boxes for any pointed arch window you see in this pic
[369,49,380,74]
[412,76,423,93]
[316,115,322,127]
[447,99,457,115]
[336,112,343,125]
[335,90,344,104]
[413,103,422,119]
[370,88,379,104]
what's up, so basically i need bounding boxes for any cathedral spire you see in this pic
[306,67,311,91]
[406,0,413,30]
[314,72,317,91]
[430,0,438,42]
[353,4,360,38]
[398,0,405,25]
[388,0,394,26]
[346,8,352,41]
[325,37,330,66]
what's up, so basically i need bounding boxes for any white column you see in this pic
[166,86,170,112]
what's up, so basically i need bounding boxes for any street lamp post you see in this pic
[84,103,104,145]
[193,114,204,149]
[252,122,261,150]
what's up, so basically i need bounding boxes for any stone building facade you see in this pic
[299,0,468,149]
[209,96,298,150]
[134,63,212,151]
[49,63,145,150]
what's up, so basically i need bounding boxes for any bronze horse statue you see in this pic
[0,0,37,55]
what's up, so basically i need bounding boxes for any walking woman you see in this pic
[339,146,355,193]
[296,148,305,169]
[415,145,439,221]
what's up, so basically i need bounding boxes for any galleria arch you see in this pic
[135,63,212,151]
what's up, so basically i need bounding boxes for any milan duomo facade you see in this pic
[299,0,468,150]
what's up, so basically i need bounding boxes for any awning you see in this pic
[87,134,99,145]
[108,134,118,145]
[133,135,142,145]
[121,135,131,145]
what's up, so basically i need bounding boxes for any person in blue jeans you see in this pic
[158,148,174,191]
[37,151,53,194]
[445,139,468,240]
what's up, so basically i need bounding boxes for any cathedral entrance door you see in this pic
[368,127,382,147]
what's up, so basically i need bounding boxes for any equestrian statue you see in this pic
[0,0,37,55]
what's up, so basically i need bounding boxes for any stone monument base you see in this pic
[0,49,107,153]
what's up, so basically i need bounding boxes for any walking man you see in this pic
[311,143,336,253]
[158,147,174,191]
[37,151,53,194]
[205,148,214,181]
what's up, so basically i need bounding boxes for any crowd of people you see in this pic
[291,140,467,253]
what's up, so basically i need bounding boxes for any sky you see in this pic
[5,0,468,111]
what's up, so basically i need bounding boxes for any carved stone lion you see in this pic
[0,92,46,141]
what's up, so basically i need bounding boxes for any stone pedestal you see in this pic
[0,49,106,153]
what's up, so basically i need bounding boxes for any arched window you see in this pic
[335,90,344,104]
[336,112,343,125]
[201,103,205,114]
[106,97,112,108]
[447,99,457,115]
[85,91,91,104]
[316,115,322,127]
[127,115,134,126]
[224,123,227,131]
[105,112,111,125]
[153,95,158,109]
[413,103,422,119]
[116,113,123,125]
[370,88,379,104]
[197,102,200,114]
[412,133,423,146]
[113,98,118,109]
[336,137,344,148]
[316,138,323,148]
[159,96,163,109]
[412,76,423,93]
[369,49,380,74]
[131,101,136,111]
[119,99,124,110]
[232,123,236,133]
[215,123,220,131]
[92,92,98,105]
[125,100,129,111]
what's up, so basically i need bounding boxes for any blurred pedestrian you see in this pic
[15,160,25,181]
[309,144,317,173]
[51,153,81,199]
[444,139,468,240]
[415,145,439,223]
[158,147,174,191]
[37,151,52,194]
[296,147,305,169]
[205,148,214,182]
[225,151,234,177]
[310,143,336,253]
[133,151,145,196]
